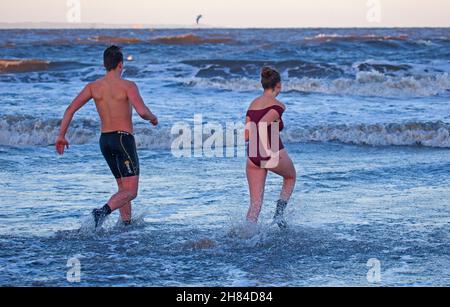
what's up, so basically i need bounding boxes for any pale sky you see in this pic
[1,0,449,27]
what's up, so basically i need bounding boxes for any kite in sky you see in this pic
[196,15,203,25]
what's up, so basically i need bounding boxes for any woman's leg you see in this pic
[269,150,297,202]
[268,150,296,228]
[246,159,268,223]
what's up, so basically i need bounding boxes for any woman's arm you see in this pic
[245,116,251,142]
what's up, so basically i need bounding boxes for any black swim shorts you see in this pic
[100,131,140,179]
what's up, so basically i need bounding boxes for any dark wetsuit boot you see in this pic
[274,200,288,230]
[122,220,132,227]
[92,204,112,229]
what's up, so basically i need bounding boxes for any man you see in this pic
[56,46,158,228]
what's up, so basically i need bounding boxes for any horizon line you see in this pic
[0,22,449,30]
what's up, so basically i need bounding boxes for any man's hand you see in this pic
[150,115,159,126]
[56,136,70,155]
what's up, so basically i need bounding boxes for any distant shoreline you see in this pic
[0,23,449,30]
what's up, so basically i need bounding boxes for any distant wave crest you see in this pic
[0,59,89,74]
[150,34,234,45]
[17,34,235,46]
[0,59,50,74]
[87,35,143,44]
[304,33,410,43]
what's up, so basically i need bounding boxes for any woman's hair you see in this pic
[261,67,281,90]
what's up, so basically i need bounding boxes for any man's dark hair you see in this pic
[103,46,123,71]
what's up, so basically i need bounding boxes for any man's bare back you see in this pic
[56,45,158,229]
[90,76,141,134]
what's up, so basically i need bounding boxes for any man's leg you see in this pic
[107,176,139,212]
[95,132,140,228]
[116,178,132,223]
[92,176,139,228]
[93,176,138,228]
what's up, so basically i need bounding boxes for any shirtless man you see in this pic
[56,46,158,228]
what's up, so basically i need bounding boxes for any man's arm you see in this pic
[126,82,158,126]
[56,84,93,155]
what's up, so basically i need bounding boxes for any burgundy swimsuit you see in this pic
[246,105,285,167]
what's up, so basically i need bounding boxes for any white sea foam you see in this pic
[284,122,450,148]
[0,116,448,148]
[185,72,450,98]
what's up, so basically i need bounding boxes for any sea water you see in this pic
[0,28,449,286]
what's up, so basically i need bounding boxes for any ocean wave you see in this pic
[26,36,144,46]
[2,42,15,48]
[12,34,234,47]
[150,34,234,45]
[284,121,450,148]
[0,59,89,74]
[183,59,344,79]
[185,72,450,97]
[0,116,448,149]
[304,33,409,43]
[182,58,445,81]
[0,115,97,146]
[87,35,143,44]
[0,60,50,74]
[0,115,182,149]
[356,62,411,74]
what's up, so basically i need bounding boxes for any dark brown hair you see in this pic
[103,45,123,71]
[261,67,281,90]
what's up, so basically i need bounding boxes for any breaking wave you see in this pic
[181,59,450,97]
[185,71,450,98]
[284,121,450,148]
[0,115,97,146]
[2,57,449,98]
[0,116,448,149]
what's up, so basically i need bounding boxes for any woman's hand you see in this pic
[55,136,70,155]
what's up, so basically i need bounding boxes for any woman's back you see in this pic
[246,96,286,167]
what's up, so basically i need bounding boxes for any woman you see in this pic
[245,67,297,229]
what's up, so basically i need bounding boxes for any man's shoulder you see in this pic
[118,79,137,92]
[121,79,136,87]
[87,78,104,89]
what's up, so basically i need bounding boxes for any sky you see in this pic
[0,0,449,28]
